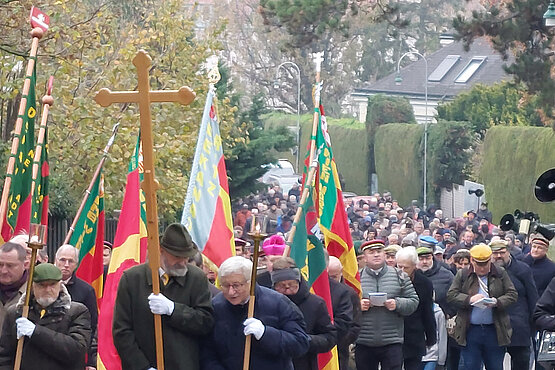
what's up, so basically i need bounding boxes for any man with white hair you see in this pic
[201,256,310,370]
[396,247,436,370]
[328,255,360,370]
[55,244,98,369]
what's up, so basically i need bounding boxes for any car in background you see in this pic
[260,159,301,194]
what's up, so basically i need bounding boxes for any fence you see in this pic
[45,216,118,261]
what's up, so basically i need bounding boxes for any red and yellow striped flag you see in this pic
[97,136,147,370]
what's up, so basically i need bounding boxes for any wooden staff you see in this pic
[29,77,53,220]
[14,225,46,370]
[0,27,45,236]
[283,52,325,257]
[63,122,119,244]
[94,50,195,370]
[243,223,267,370]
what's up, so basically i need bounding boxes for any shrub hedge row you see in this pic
[263,113,555,224]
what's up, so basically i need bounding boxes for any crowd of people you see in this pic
[0,185,553,370]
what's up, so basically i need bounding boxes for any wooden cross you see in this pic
[94,50,196,370]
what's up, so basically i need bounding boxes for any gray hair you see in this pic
[219,256,252,281]
[56,244,79,260]
[396,246,418,265]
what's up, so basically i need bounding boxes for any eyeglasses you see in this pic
[57,257,76,265]
[221,281,248,291]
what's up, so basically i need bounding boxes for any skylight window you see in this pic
[428,55,460,82]
[454,57,487,83]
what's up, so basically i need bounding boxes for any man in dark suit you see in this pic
[113,223,214,370]
[397,246,436,370]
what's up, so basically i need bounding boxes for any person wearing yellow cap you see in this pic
[447,244,517,370]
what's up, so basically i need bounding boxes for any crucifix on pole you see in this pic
[94,50,196,370]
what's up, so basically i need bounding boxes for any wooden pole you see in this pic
[63,123,119,244]
[243,226,266,370]
[14,231,45,370]
[283,52,324,257]
[29,77,53,220]
[94,50,195,370]
[0,28,44,236]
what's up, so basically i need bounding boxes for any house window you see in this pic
[454,57,487,83]
[428,55,460,82]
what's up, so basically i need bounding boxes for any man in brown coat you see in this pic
[447,244,517,370]
[113,223,214,370]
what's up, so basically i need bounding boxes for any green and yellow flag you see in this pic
[1,66,37,241]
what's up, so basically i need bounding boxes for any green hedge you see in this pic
[481,126,555,223]
[374,123,423,206]
[263,112,369,194]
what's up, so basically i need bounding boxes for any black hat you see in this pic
[160,223,198,258]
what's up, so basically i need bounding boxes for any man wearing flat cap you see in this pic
[447,244,517,370]
[0,263,91,369]
[356,239,419,370]
[490,239,538,370]
[417,236,455,318]
[523,234,555,297]
[113,223,214,370]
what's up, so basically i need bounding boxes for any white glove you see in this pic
[148,368,157,370]
[16,317,35,339]
[148,293,174,316]
[243,317,265,340]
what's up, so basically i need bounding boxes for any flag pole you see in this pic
[29,77,53,218]
[63,123,119,245]
[0,26,45,236]
[283,52,325,257]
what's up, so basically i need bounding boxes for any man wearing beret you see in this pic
[490,239,538,370]
[0,263,91,369]
[447,244,517,370]
[113,223,214,370]
[523,234,555,297]
[356,239,419,370]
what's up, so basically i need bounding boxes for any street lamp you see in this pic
[274,62,301,173]
[395,51,429,210]
[544,0,555,27]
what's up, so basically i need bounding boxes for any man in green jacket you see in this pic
[355,239,419,370]
[113,223,214,370]
[447,243,517,370]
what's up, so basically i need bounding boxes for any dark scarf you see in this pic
[0,269,28,304]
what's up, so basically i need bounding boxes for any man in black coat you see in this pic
[55,244,98,369]
[271,260,337,370]
[328,256,360,370]
[534,276,555,331]
[0,263,91,370]
[523,234,555,297]
[398,247,436,370]
[113,224,214,370]
[491,239,538,370]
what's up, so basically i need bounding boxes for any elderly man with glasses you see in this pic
[447,244,517,370]
[201,256,309,370]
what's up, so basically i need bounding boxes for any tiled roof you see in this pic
[354,38,512,99]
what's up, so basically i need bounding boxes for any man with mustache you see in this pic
[0,263,91,369]
[113,223,214,370]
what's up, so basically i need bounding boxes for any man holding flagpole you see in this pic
[112,223,214,370]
